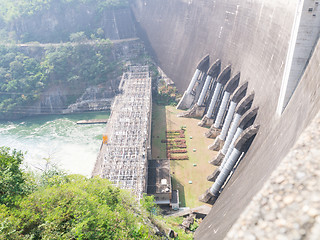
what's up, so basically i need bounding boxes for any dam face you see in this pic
[132,0,320,239]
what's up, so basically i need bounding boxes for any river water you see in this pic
[0,112,109,176]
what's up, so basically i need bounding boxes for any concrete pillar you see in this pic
[206,82,222,118]
[219,101,237,140]
[208,136,224,151]
[213,91,231,128]
[209,127,243,181]
[209,148,242,196]
[221,113,241,155]
[197,75,213,106]
[220,127,244,169]
[198,188,217,205]
[177,69,202,110]
[186,69,201,94]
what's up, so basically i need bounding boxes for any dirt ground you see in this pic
[151,103,218,208]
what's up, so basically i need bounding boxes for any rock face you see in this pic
[10,5,136,43]
[15,84,115,117]
[63,86,115,114]
[132,0,320,239]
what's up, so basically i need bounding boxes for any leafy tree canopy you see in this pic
[0,0,129,22]
[0,176,154,239]
[0,147,27,206]
[0,148,197,240]
[0,148,155,239]
[0,41,121,118]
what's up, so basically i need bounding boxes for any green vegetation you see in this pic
[0,177,153,239]
[0,147,30,206]
[0,0,129,23]
[0,0,140,119]
[155,79,180,106]
[151,104,167,159]
[0,147,153,239]
[44,41,117,86]
[0,46,47,117]
[164,106,216,208]
[156,215,200,240]
[0,42,122,118]
[0,0,129,43]
[151,104,216,208]
[0,147,197,239]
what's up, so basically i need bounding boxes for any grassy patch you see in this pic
[151,103,167,159]
[171,175,186,207]
[165,106,217,208]
[151,103,218,208]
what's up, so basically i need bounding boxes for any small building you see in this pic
[147,159,172,205]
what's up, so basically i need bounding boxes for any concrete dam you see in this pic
[130,0,320,239]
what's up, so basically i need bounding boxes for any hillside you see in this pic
[0,147,197,239]
[0,39,150,120]
[0,0,149,120]
[0,0,133,43]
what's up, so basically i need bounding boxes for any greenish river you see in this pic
[0,112,109,176]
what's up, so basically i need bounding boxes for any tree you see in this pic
[0,147,26,206]
[69,31,87,42]
[0,176,155,239]
[96,27,104,38]
[140,193,159,216]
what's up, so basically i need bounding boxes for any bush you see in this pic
[69,32,87,42]
[0,176,155,239]
[0,147,28,206]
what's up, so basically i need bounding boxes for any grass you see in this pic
[151,103,167,159]
[151,103,218,208]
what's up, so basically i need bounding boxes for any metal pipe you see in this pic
[213,91,231,128]
[186,69,201,94]
[206,82,222,118]
[220,127,243,169]
[219,101,237,140]
[210,148,242,196]
[197,75,213,106]
[221,113,241,155]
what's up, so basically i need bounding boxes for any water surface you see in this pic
[0,112,109,176]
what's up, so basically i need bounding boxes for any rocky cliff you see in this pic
[7,4,136,43]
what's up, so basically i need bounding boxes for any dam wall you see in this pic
[132,0,320,238]
[132,0,298,127]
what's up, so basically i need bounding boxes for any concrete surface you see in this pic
[132,0,320,239]
[225,111,320,240]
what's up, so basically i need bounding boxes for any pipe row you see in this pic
[206,82,222,118]
[213,91,231,128]
[210,148,242,196]
[197,75,213,106]
[186,69,201,94]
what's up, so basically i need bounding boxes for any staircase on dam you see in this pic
[92,66,152,199]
